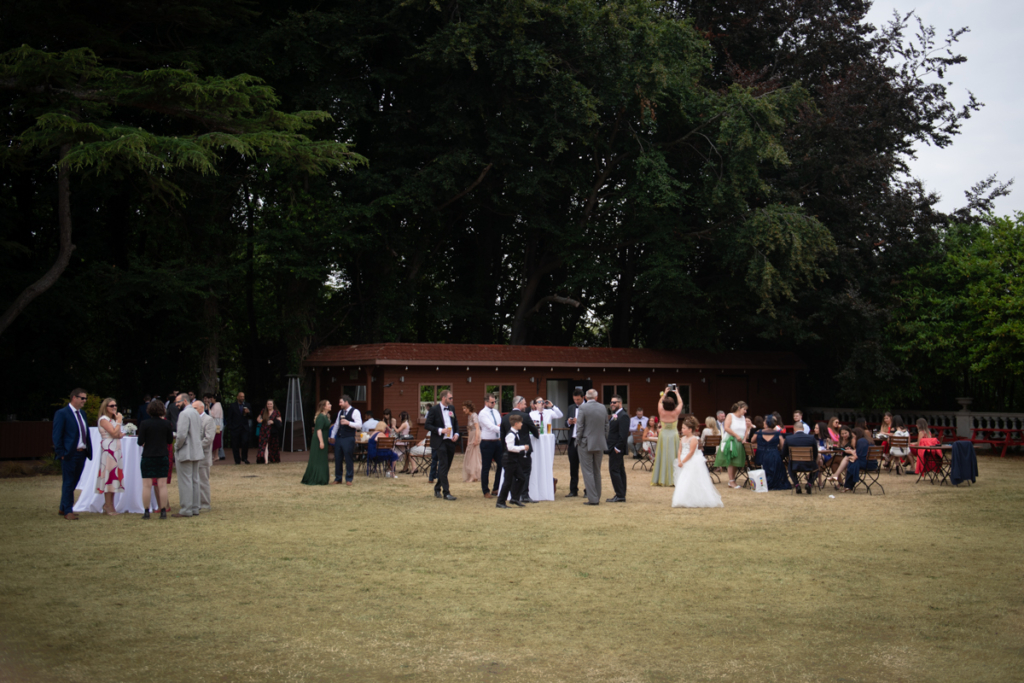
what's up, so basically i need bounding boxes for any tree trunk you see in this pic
[0,145,75,338]
[610,245,637,347]
[199,295,220,395]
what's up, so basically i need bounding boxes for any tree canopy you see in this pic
[0,0,1014,418]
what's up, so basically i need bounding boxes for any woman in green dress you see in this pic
[301,400,332,485]
[652,386,684,486]
[714,401,749,489]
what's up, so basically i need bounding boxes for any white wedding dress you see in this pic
[672,436,724,508]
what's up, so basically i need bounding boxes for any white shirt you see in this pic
[504,429,528,453]
[570,402,583,437]
[630,415,649,432]
[72,407,87,449]
[331,407,363,438]
[529,406,563,429]
[479,406,501,441]
[361,417,379,433]
[797,422,810,434]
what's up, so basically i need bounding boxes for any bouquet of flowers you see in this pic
[124,423,138,436]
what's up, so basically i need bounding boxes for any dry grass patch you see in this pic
[1,455,1023,682]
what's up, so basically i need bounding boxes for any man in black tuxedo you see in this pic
[606,394,630,502]
[225,391,252,464]
[782,422,818,494]
[564,389,584,497]
[424,390,460,500]
[499,395,539,503]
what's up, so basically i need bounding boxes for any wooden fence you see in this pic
[0,422,55,460]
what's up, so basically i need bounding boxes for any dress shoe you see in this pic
[345,481,352,486]
[330,480,341,485]
[495,502,509,509]
[520,496,537,504]
[606,496,626,503]
[483,492,491,498]
[434,490,442,498]
[565,492,578,498]
[509,500,525,507]
[444,494,457,501]
[583,501,599,506]
[63,512,79,521]
[490,490,498,497]
[428,479,435,484]
[242,460,250,464]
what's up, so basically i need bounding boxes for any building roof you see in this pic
[303,343,805,371]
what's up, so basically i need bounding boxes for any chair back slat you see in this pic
[704,435,722,448]
[789,446,815,463]
[743,442,756,458]
[888,435,910,449]
[377,437,396,449]
[867,445,884,461]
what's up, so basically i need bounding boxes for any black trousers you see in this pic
[519,452,532,500]
[498,451,527,503]
[433,440,455,495]
[480,440,502,494]
[230,428,250,464]
[567,437,580,494]
[608,447,627,499]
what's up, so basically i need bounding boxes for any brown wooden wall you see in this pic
[313,363,797,423]
[0,422,55,460]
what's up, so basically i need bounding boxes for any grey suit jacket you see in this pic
[199,412,216,464]
[575,400,608,453]
[175,405,205,462]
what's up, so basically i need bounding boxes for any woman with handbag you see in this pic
[256,399,283,464]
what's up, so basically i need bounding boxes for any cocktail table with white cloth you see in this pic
[74,427,159,513]
[498,432,556,501]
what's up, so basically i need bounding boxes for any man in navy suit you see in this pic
[52,388,93,520]
[782,421,818,494]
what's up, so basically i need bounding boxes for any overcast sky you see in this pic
[865,0,1022,216]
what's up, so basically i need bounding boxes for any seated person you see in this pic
[700,416,719,452]
[361,411,379,433]
[813,421,833,483]
[367,422,400,477]
[781,421,818,494]
[642,419,660,457]
[885,415,911,470]
[747,415,764,443]
[829,426,871,492]
[912,418,942,475]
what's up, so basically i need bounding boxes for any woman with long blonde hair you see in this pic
[96,397,125,515]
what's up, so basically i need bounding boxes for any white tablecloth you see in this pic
[74,428,159,513]
[498,433,556,501]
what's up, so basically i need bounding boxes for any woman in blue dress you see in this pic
[755,415,791,490]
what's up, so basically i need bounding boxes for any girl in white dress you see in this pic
[672,416,723,509]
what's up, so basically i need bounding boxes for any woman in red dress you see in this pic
[912,418,942,475]
[256,399,283,463]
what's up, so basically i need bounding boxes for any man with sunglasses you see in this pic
[52,388,93,520]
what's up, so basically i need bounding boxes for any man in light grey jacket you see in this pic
[173,394,204,518]
[193,400,217,512]
[574,389,609,506]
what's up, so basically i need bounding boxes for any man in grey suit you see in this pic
[574,389,608,506]
[193,400,217,512]
[173,394,204,518]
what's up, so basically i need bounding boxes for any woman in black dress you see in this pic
[137,399,174,519]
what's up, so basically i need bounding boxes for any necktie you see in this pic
[75,409,87,448]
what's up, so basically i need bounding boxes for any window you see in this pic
[602,384,629,412]
[485,384,516,413]
[419,384,452,419]
[342,385,366,402]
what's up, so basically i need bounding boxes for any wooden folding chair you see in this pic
[630,429,645,460]
[853,445,885,495]
[886,435,910,475]
[702,435,721,483]
[633,433,655,471]
[787,446,818,494]
[739,442,756,488]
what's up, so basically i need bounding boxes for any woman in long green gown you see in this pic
[301,400,332,485]
[652,387,684,486]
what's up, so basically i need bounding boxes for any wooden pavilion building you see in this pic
[302,344,805,431]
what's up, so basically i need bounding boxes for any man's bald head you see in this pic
[192,400,206,414]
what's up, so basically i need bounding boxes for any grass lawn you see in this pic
[1,453,1022,682]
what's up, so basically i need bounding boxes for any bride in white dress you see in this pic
[672,416,724,508]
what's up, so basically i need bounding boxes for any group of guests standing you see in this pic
[52,388,221,520]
